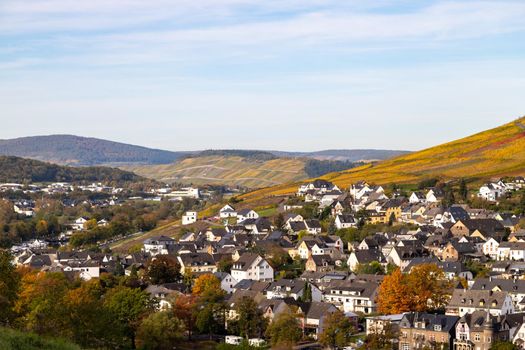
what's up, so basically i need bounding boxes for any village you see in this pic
[7,175,525,349]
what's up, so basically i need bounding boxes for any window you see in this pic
[475,333,480,341]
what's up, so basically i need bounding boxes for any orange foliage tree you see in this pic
[377,264,451,314]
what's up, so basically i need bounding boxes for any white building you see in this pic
[182,211,197,225]
[231,253,274,282]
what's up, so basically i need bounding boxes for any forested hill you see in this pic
[0,156,145,184]
[0,135,188,166]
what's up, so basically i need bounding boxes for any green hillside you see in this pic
[0,327,80,350]
[0,156,146,184]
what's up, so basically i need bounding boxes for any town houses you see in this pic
[8,175,525,349]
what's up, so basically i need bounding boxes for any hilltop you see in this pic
[241,117,525,201]
[122,149,374,188]
[0,135,187,166]
[0,156,145,184]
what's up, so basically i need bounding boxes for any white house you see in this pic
[71,217,89,231]
[478,182,507,202]
[143,236,176,256]
[335,214,357,229]
[409,192,426,204]
[236,209,259,223]
[182,211,197,225]
[214,272,238,294]
[219,204,237,218]
[482,238,500,259]
[231,253,274,282]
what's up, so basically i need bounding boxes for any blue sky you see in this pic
[1,0,525,151]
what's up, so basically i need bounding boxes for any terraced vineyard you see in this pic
[123,155,308,188]
[241,117,525,201]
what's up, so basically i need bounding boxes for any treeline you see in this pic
[190,150,277,161]
[0,135,186,165]
[0,253,357,350]
[304,159,362,178]
[0,156,148,185]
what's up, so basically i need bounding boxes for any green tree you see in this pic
[274,213,285,230]
[319,310,355,350]
[0,250,20,325]
[196,304,224,339]
[355,261,384,275]
[136,311,185,350]
[265,312,302,349]
[104,286,155,349]
[301,283,312,302]
[459,178,468,201]
[490,341,518,350]
[230,297,267,339]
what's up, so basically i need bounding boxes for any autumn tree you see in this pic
[192,274,224,302]
[146,255,181,284]
[407,263,452,311]
[377,264,452,314]
[136,310,185,350]
[63,279,122,348]
[265,311,302,349]
[172,294,198,340]
[0,250,20,325]
[14,271,70,336]
[377,268,412,314]
[318,310,355,350]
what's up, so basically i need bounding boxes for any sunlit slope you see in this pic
[123,155,308,187]
[241,117,525,200]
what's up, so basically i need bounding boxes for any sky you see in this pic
[1,0,525,152]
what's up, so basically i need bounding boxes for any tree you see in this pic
[377,264,452,314]
[172,294,198,340]
[83,218,98,231]
[490,341,518,350]
[265,312,302,349]
[136,311,185,350]
[318,310,354,350]
[192,274,225,302]
[63,279,122,348]
[146,255,181,284]
[218,257,234,273]
[196,303,224,339]
[35,219,48,236]
[301,283,312,302]
[362,323,398,350]
[459,178,468,201]
[104,286,155,349]
[377,268,412,314]
[14,271,70,336]
[406,263,451,312]
[230,297,267,339]
[0,250,20,325]
[274,213,285,230]
[355,261,384,275]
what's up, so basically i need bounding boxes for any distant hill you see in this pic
[122,155,364,188]
[271,149,410,161]
[0,156,145,184]
[241,116,525,201]
[0,135,188,166]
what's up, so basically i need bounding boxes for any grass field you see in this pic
[240,117,525,202]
